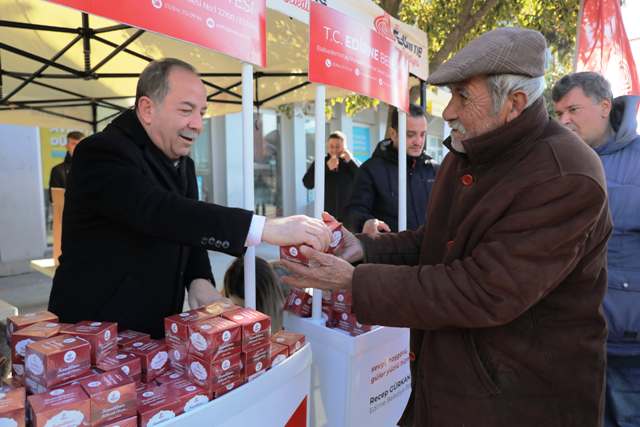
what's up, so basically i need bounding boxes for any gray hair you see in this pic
[486,74,546,114]
[551,71,613,103]
[135,58,198,108]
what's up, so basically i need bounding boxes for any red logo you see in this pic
[373,14,394,41]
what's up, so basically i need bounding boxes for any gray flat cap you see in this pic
[427,27,547,86]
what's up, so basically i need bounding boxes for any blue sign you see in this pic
[352,126,372,164]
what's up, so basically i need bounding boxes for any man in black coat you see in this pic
[347,104,438,233]
[302,131,359,225]
[48,131,84,202]
[49,58,331,338]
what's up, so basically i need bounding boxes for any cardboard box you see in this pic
[79,371,136,426]
[28,384,90,427]
[164,310,213,344]
[187,317,241,361]
[284,289,312,318]
[336,311,356,334]
[6,311,58,342]
[96,353,142,383]
[168,381,209,413]
[167,341,187,373]
[271,331,305,356]
[269,342,289,368]
[222,308,271,352]
[212,379,244,399]
[25,334,91,389]
[11,322,61,364]
[123,340,168,383]
[331,290,352,312]
[351,320,373,336]
[198,301,240,317]
[116,330,150,349]
[155,370,185,385]
[280,220,344,265]
[0,384,25,427]
[61,321,118,364]
[137,385,181,427]
[100,415,137,427]
[241,343,271,377]
[186,353,242,390]
[322,304,338,328]
[11,364,24,379]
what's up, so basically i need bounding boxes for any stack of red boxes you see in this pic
[222,308,272,383]
[6,311,59,378]
[0,382,25,427]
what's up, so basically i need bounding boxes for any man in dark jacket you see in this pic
[48,131,84,202]
[347,104,437,233]
[302,131,358,224]
[49,58,331,338]
[283,28,611,427]
[553,72,640,427]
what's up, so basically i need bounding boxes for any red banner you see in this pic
[48,0,266,67]
[576,0,639,96]
[308,2,409,111]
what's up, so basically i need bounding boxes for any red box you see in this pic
[187,317,241,360]
[164,310,213,344]
[284,289,312,317]
[0,384,25,427]
[100,415,138,427]
[186,353,242,390]
[222,308,271,352]
[137,385,181,427]
[116,330,150,349]
[168,381,209,413]
[331,290,352,313]
[326,221,345,254]
[11,321,61,364]
[96,352,142,383]
[25,334,91,389]
[167,341,187,373]
[279,244,310,265]
[123,340,168,383]
[28,385,90,427]
[271,331,305,355]
[198,300,240,317]
[351,320,373,336]
[212,379,245,398]
[270,342,289,368]
[322,304,338,328]
[6,311,58,342]
[336,311,356,334]
[55,369,102,389]
[155,370,185,385]
[241,343,271,377]
[61,321,118,364]
[79,371,137,426]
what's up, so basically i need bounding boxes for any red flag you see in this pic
[576,0,640,96]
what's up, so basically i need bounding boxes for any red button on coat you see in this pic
[447,240,455,250]
[461,174,474,186]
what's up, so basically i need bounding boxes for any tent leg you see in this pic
[92,102,97,133]
[419,80,427,111]
[82,13,91,74]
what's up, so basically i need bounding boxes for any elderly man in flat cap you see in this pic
[283,27,611,426]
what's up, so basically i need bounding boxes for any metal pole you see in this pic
[574,0,585,71]
[91,101,97,133]
[242,62,257,310]
[398,111,407,232]
[419,80,427,111]
[82,13,91,74]
[312,84,326,322]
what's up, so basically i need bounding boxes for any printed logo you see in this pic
[179,313,190,318]
[273,354,286,366]
[184,394,208,412]
[373,14,394,41]
[45,322,58,328]
[132,342,144,348]
[88,381,101,388]
[64,351,77,364]
[151,0,163,9]
[173,349,182,361]
[186,385,197,392]
[206,18,216,29]
[252,322,262,333]
[63,338,76,344]
[294,298,302,306]
[255,361,263,372]
[190,361,207,381]
[90,322,102,327]
[337,294,344,302]
[150,351,168,370]
[190,333,208,352]
[121,366,130,375]
[142,391,155,398]
[289,247,298,257]
[108,390,121,403]
[149,410,175,426]
[170,373,181,379]
[222,330,231,342]
[49,389,65,396]
[201,324,212,331]
[15,338,35,357]
[116,354,127,360]
[104,330,111,340]
[221,360,231,371]
[171,323,178,334]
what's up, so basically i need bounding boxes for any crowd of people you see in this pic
[46,25,640,427]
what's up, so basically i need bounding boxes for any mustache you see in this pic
[448,120,467,134]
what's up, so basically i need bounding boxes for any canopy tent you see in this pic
[0,0,372,130]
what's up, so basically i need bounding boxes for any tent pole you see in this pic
[242,62,257,310]
[312,84,326,323]
[398,110,407,232]
[92,102,97,133]
[82,13,91,74]
[419,80,427,111]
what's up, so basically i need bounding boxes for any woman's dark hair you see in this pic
[224,256,286,331]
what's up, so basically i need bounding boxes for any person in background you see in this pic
[49,58,331,338]
[49,130,84,202]
[347,104,437,235]
[282,28,611,427]
[223,256,286,332]
[302,131,358,225]
[553,71,640,427]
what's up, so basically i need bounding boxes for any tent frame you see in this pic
[0,15,310,131]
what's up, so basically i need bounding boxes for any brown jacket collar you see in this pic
[444,97,549,167]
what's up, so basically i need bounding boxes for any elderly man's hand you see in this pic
[321,212,364,263]
[281,246,354,293]
[362,218,391,236]
[188,279,230,309]
[262,215,332,252]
